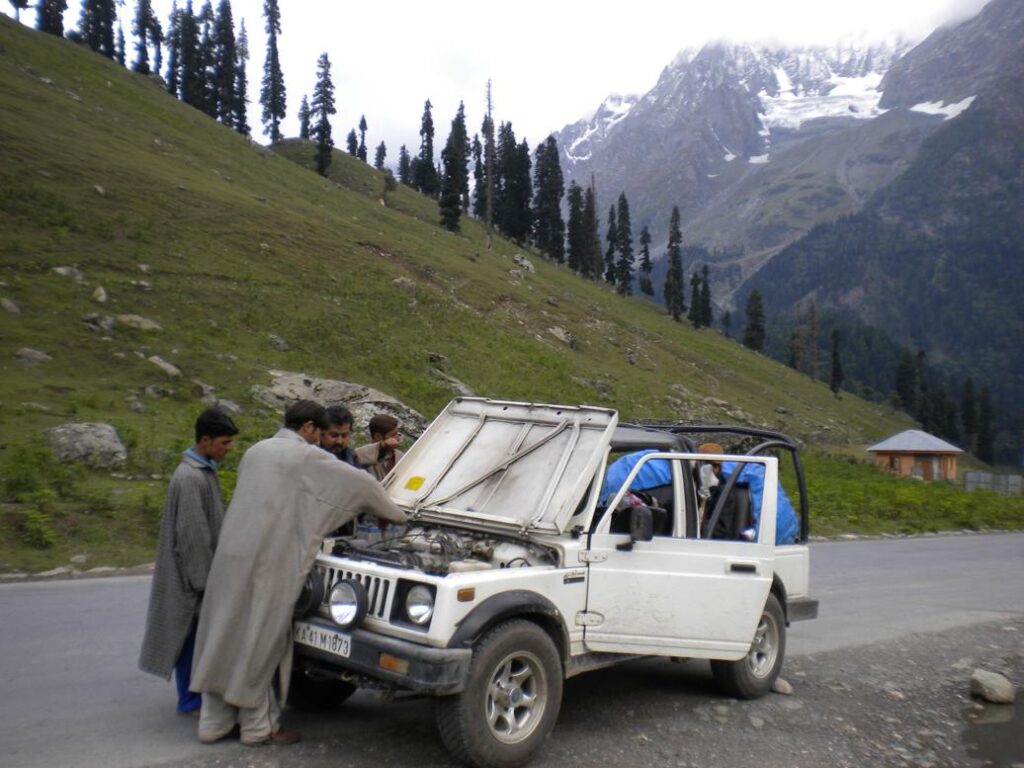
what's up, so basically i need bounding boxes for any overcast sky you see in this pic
[7,0,991,159]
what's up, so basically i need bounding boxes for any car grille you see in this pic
[317,564,395,620]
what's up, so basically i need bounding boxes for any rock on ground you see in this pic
[47,422,127,468]
[16,348,52,364]
[148,355,181,378]
[251,371,427,438]
[970,669,1016,704]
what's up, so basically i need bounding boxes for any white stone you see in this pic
[16,348,52,364]
[148,355,182,378]
[970,669,1015,704]
[116,314,162,331]
[1,297,20,314]
[92,286,108,303]
[48,422,127,468]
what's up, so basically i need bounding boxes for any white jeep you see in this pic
[291,398,818,768]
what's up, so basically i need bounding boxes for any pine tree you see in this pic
[178,1,202,106]
[787,327,804,371]
[566,181,585,273]
[961,378,978,453]
[345,129,357,155]
[894,350,917,413]
[531,136,565,262]
[583,182,603,279]
[664,206,685,321]
[638,225,653,296]
[374,141,386,170]
[79,0,117,58]
[413,99,439,196]
[829,329,844,396]
[471,134,485,217]
[742,289,766,351]
[115,20,126,65]
[722,311,732,338]
[212,0,237,126]
[439,102,470,231]
[357,115,368,162]
[807,300,819,379]
[483,80,496,248]
[297,95,310,139]
[132,0,155,74]
[232,18,249,134]
[700,265,713,326]
[164,1,181,96]
[494,123,531,243]
[688,272,701,327]
[259,0,286,143]
[614,193,633,294]
[604,205,617,285]
[397,145,411,186]
[310,52,335,177]
[195,2,217,117]
[977,387,994,463]
[38,0,68,36]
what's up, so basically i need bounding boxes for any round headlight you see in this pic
[328,579,367,629]
[405,584,434,626]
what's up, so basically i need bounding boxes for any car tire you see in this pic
[435,619,563,768]
[711,592,785,699]
[287,668,357,711]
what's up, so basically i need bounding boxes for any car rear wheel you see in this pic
[436,619,562,768]
[711,592,785,699]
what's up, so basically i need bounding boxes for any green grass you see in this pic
[0,17,1017,572]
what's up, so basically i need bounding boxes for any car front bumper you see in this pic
[293,617,472,694]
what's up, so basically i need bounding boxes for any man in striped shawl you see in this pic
[138,409,239,715]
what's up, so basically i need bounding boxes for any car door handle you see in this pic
[728,561,758,574]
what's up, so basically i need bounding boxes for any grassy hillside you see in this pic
[2,18,1013,573]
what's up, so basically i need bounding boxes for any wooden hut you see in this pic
[867,430,963,481]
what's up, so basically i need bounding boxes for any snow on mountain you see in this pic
[562,93,639,163]
[909,95,977,120]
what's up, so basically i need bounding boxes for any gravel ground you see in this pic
[153,617,1023,768]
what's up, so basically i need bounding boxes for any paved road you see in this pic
[0,533,1021,768]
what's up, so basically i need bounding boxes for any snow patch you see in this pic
[759,72,886,130]
[748,154,770,164]
[909,95,976,120]
[724,152,736,162]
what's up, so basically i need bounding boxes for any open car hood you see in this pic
[384,398,618,535]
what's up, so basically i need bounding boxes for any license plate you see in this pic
[294,622,351,658]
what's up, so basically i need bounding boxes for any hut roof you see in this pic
[867,429,963,454]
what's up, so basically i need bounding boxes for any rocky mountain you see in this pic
[746,0,1024,429]
[554,38,920,299]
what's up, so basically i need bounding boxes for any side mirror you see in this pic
[616,505,654,551]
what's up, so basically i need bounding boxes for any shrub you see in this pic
[18,509,56,549]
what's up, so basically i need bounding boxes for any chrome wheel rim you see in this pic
[485,650,547,744]
[746,610,779,679]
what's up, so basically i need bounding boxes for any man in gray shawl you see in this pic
[190,400,407,746]
[138,408,239,715]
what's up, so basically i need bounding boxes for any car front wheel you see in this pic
[435,619,563,768]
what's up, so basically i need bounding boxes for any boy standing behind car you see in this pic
[138,408,238,716]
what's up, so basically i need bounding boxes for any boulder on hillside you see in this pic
[2,297,20,314]
[16,348,52,364]
[117,314,162,331]
[92,286,108,303]
[512,254,535,273]
[83,313,117,332]
[251,371,428,439]
[52,266,85,283]
[48,423,127,468]
[148,355,181,378]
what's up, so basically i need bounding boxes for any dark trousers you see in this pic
[175,628,201,713]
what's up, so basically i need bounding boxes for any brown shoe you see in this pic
[241,727,301,747]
